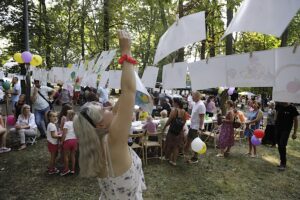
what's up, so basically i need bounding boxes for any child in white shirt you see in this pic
[46,111,61,175]
[60,110,78,176]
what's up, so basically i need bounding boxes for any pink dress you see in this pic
[218,110,234,149]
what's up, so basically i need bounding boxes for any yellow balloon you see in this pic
[30,55,42,66]
[13,53,24,63]
[197,143,207,154]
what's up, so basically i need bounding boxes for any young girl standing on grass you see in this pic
[60,110,77,176]
[47,111,62,174]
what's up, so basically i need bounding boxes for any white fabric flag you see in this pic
[108,70,122,89]
[85,73,98,88]
[98,71,109,88]
[0,71,4,79]
[273,47,300,104]
[94,50,117,73]
[188,57,227,90]
[141,66,159,88]
[226,49,275,87]
[154,11,206,64]
[135,72,153,113]
[222,0,300,39]
[162,62,188,89]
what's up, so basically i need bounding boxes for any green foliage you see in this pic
[0,0,299,75]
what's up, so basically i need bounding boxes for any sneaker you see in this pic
[70,170,75,174]
[18,145,26,151]
[169,160,177,166]
[0,147,11,153]
[60,169,70,176]
[278,165,286,171]
[48,168,60,175]
[250,154,258,158]
[161,156,169,161]
[189,158,199,164]
[216,153,224,158]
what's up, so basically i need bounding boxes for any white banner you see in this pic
[188,57,227,90]
[98,71,109,88]
[273,47,300,103]
[108,70,122,89]
[222,0,300,38]
[141,66,159,88]
[154,11,206,64]
[94,50,117,73]
[162,62,187,89]
[226,49,275,87]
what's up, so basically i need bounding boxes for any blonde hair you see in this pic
[193,91,202,99]
[73,102,107,178]
[160,110,167,118]
[66,110,75,121]
[21,104,30,114]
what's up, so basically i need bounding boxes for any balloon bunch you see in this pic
[227,87,235,95]
[13,51,43,66]
[191,137,207,154]
[251,129,265,146]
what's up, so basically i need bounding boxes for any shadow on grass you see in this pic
[1,136,300,200]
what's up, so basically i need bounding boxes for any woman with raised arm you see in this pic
[73,30,146,199]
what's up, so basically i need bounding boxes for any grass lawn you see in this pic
[1,131,300,200]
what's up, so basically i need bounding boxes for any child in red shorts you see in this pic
[60,110,78,176]
[46,111,62,175]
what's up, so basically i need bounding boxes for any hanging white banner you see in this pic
[188,57,227,90]
[154,11,206,64]
[98,71,109,88]
[141,66,159,88]
[94,50,117,73]
[162,62,188,89]
[226,49,275,87]
[222,0,300,39]
[273,47,300,104]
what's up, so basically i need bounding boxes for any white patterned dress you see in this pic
[98,140,146,200]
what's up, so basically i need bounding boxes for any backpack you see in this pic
[168,109,185,135]
[233,116,241,129]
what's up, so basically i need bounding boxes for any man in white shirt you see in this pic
[185,91,206,164]
[9,77,21,112]
[98,86,110,106]
[31,80,55,138]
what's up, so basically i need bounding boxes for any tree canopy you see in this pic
[0,0,299,79]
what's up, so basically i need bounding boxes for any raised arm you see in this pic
[109,30,136,143]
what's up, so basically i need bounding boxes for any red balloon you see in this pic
[254,129,265,139]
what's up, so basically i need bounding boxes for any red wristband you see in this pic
[118,54,138,65]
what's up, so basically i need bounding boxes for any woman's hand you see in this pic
[118,30,131,55]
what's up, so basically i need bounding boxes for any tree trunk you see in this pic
[38,1,42,53]
[158,0,168,31]
[64,0,73,68]
[142,6,156,70]
[209,1,216,57]
[225,0,233,56]
[176,0,184,62]
[280,28,289,47]
[200,11,208,60]
[40,0,51,68]
[103,0,110,51]
[81,0,85,60]
[221,0,235,115]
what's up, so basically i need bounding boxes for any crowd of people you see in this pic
[0,30,299,199]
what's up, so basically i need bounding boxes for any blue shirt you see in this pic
[98,87,109,103]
